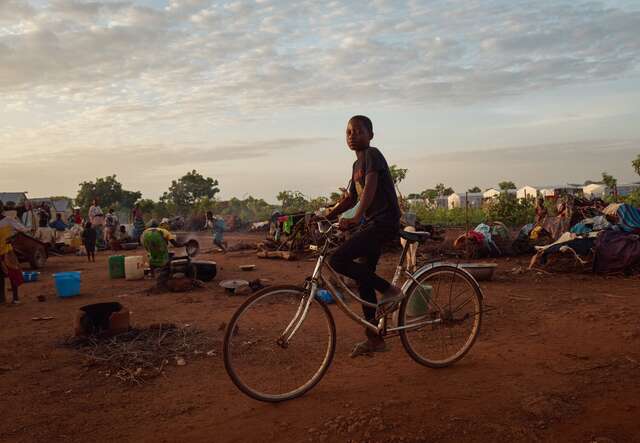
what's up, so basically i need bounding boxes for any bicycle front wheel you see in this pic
[223,285,336,402]
[399,265,482,368]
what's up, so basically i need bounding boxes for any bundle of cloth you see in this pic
[530,203,640,273]
[454,222,505,257]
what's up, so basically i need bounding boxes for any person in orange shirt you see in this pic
[0,200,28,305]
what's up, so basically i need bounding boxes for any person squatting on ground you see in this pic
[325,115,403,357]
[205,211,227,252]
[0,200,28,305]
[141,220,180,290]
[104,208,119,244]
[82,221,97,262]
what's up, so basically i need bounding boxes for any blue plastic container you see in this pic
[53,272,81,298]
[22,271,40,282]
[315,289,334,304]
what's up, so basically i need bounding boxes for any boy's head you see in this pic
[346,115,373,151]
[119,225,126,233]
[108,208,114,214]
[56,213,62,220]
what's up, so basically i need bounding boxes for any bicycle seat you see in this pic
[398,230,431,243]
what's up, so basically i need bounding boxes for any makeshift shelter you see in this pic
[447,192,483,209]
[0,192,27,207]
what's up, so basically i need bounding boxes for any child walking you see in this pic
[82,221,97,262]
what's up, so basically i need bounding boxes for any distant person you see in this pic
[49,213,67,231]
[88,198,105,247]
[0,200,28,304]
[104,208,119,244]
[38,202,51,227]
[132,204,145,243]
[534,197,547,223]
[206,211,227,252]
[82,221,97,262]
[324,115,402,358]
[110,225,132,250]
[141,220,180,290]
[69,208,83,226]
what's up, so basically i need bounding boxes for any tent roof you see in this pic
[0,192,28,205]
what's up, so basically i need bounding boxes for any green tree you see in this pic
[467,186,482,193]
[137,199,156,219]
[308,196,330,211]
[277,190,309,213]
[498,181,516,191]
[76,175,142,212]
[420,189,439,206]
[389,165,408,185]
[161,170,220,213]
[633,155,640,177]
[601,172,617,193]
[434,183,454,196]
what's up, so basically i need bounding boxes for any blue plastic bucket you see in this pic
[53,272,81,298]
[315,289,334,304]
[22,271,40,283]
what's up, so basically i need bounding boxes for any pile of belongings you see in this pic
[453,222,510,258]
[529,203,640,274]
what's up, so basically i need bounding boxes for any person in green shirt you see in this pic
[141,220,180,290]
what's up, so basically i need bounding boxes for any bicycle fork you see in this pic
[277,256,325,347]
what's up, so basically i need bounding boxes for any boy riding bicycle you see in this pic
[325,115,404,357]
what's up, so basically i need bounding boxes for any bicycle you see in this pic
[223,220,484,402]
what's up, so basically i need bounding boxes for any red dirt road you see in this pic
[1,232,639,442]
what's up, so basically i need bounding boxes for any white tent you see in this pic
[582,183,607,198]
[516,185,538,200]
[483,188,500,199]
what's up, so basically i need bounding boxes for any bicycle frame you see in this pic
[278,225,442,345]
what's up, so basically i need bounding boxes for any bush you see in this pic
[411,194,535,228]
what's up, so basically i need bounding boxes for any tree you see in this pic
[389,165,408,185]
[161,170,220,213]
[467,186,482,193]
[420,189,439,206]
[601,172,617,194]
[434,183,454,196]
[498,181,516,191]
[76,175,142,212]
[308,196,330,211]
[632,155,640,177]
[277,190,308,213]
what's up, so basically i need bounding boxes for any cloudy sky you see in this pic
[2,0,640,202]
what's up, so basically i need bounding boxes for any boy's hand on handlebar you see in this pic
[338,218,358,231]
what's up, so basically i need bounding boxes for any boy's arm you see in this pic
[325,192,356,220]
[347,171,378,223]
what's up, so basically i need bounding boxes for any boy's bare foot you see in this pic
[350,337,387,358]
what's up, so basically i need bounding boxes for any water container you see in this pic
[22,271,40,282]
[315,289,334,304]
[124,256,145,280]
[108,255,125,279]
[54,272,81,298]
[407,284,431,316]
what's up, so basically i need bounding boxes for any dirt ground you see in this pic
[1,231,639,443]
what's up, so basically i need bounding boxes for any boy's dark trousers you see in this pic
[329,222,397,323]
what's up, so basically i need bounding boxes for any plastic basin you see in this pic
[54,272,81,298]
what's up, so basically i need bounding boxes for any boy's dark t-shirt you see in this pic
[349,147,401,226]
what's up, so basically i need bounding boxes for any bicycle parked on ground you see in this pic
[223,219,484,402]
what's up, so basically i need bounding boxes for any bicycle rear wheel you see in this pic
[223,285,336,402]
[399,265,482,368]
